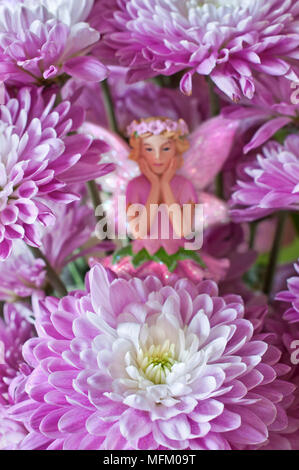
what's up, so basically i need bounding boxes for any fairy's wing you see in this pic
[198,191,230,229]
[79,122,139,235]
[179,116,239,191]
[79,122,137,191]
[179,116,237,229]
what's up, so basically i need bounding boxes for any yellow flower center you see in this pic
[136,339,177,384]
[196,0,250,7]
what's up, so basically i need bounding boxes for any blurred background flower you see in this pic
[276,260,299,323]
[62,67,211,133]
[222,74,299,153]
[230,136,299,222]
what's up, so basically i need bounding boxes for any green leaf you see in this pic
[112,245,133,264]
[273,126,298,144]
[278,236,299,264]
[68,261,85,290]
[243,263,265,290]
[256,236,299,266]
[152,248,178,272]
[113,245,208,273]
[177,248,206,268]
[132,248,151,268]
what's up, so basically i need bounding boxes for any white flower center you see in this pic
[105,313,208,406]
[136,339,177,385]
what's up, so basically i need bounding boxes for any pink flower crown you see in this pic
[126,118,189,137]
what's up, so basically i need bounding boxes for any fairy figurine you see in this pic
[122,117,203,266]
[84,115,238,283]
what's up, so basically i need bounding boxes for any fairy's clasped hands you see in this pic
[139,158,179,187]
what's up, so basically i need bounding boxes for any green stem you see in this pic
[54,90,63,107]
[291,212,299,235]
[100,79,120,135]
[68,261,84,288]
[87,180,102,217]
[28,247,68,297]
[86,180,111,241]
[216,172,224,200]
[263,212,287,297]
[207,77,220,117]
[249,221,258,249]
[207,77,222,197]
[89,81,118,229]
[152,76,164,87]
[152,73,183,89]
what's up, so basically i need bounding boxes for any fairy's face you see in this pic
[140,134,177,175]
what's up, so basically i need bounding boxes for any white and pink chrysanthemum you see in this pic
[0,0,108,85]
[276,260,299,323]
[229,135,299,222]
[8,265,295,450]
[0,86,114,261]
[90,0,299,100]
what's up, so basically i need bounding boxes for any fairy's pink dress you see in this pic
[126,174,199,255]
[93,174,230,284]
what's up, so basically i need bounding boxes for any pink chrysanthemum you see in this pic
[222,74,299,153]
[230,135,299,222]
[0,86,114,260]
[0,396,30,450]
[0,406,28,450]
[9,265,294,450]
[256,313,299,449]
[276,260,299,323]
[90,0,299,100]
[0,240,46,302]
[41,195,115,274]
[0,303,35,449]
[0,303,33,405]
[0,0,108,85]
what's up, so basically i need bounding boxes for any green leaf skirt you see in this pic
[112,245,206,272]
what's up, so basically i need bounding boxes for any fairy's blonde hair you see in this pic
[128,117,190,168]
